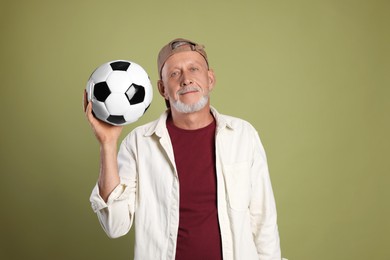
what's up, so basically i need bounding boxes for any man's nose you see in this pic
[180,71,193,87]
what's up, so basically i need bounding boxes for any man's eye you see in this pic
[190,67,199,71]
[170,71,179,77]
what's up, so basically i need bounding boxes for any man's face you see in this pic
[158,51,215,113]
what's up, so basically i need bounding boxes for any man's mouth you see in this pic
[178,86,200,95]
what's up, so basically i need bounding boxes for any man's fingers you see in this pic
[83,90,88,112]
[83,91,95,122]
[85,102,94,120]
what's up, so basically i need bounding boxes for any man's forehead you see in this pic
[163,51,208,69]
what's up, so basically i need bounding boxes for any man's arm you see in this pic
[97,141,121,201]
[85,91,136,238]
[84,90,122,201]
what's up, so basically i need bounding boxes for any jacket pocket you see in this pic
[223,162,251,211]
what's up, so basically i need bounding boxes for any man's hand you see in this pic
[83,90,123,146]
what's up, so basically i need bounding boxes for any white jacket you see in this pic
[90,107,281,260]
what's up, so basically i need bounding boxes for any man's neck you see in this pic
[170,105,214,130]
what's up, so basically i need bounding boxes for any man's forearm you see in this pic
[98,142,120,202]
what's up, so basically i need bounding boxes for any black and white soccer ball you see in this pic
[86,60,153,126]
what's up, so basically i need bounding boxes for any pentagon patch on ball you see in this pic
[86,60,153,126]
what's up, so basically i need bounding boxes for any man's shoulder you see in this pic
[219,113,250,124]
[130,118,159,135]
[125,111,168,138]
[214,109,256,132]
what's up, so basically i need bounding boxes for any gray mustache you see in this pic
[177,86,201,95]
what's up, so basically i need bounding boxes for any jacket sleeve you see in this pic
[249,129,281,259]
[89,135,137,239]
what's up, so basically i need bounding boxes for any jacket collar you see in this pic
[144,106,234,137]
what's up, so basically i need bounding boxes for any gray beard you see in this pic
[172,95,209,114]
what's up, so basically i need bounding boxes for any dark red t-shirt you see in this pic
[167,116,222,260]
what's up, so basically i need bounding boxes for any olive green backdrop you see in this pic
[0,0,388,259]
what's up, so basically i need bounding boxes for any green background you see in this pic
[0,0,388,259]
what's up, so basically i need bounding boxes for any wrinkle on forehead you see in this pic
[161,51,209,75]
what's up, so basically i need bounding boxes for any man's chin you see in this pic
[172,96,209,114]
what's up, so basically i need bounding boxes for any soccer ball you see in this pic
[86,60,153,126]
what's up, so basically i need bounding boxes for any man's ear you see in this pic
[157,80,168,99]
[208,69,216,91]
